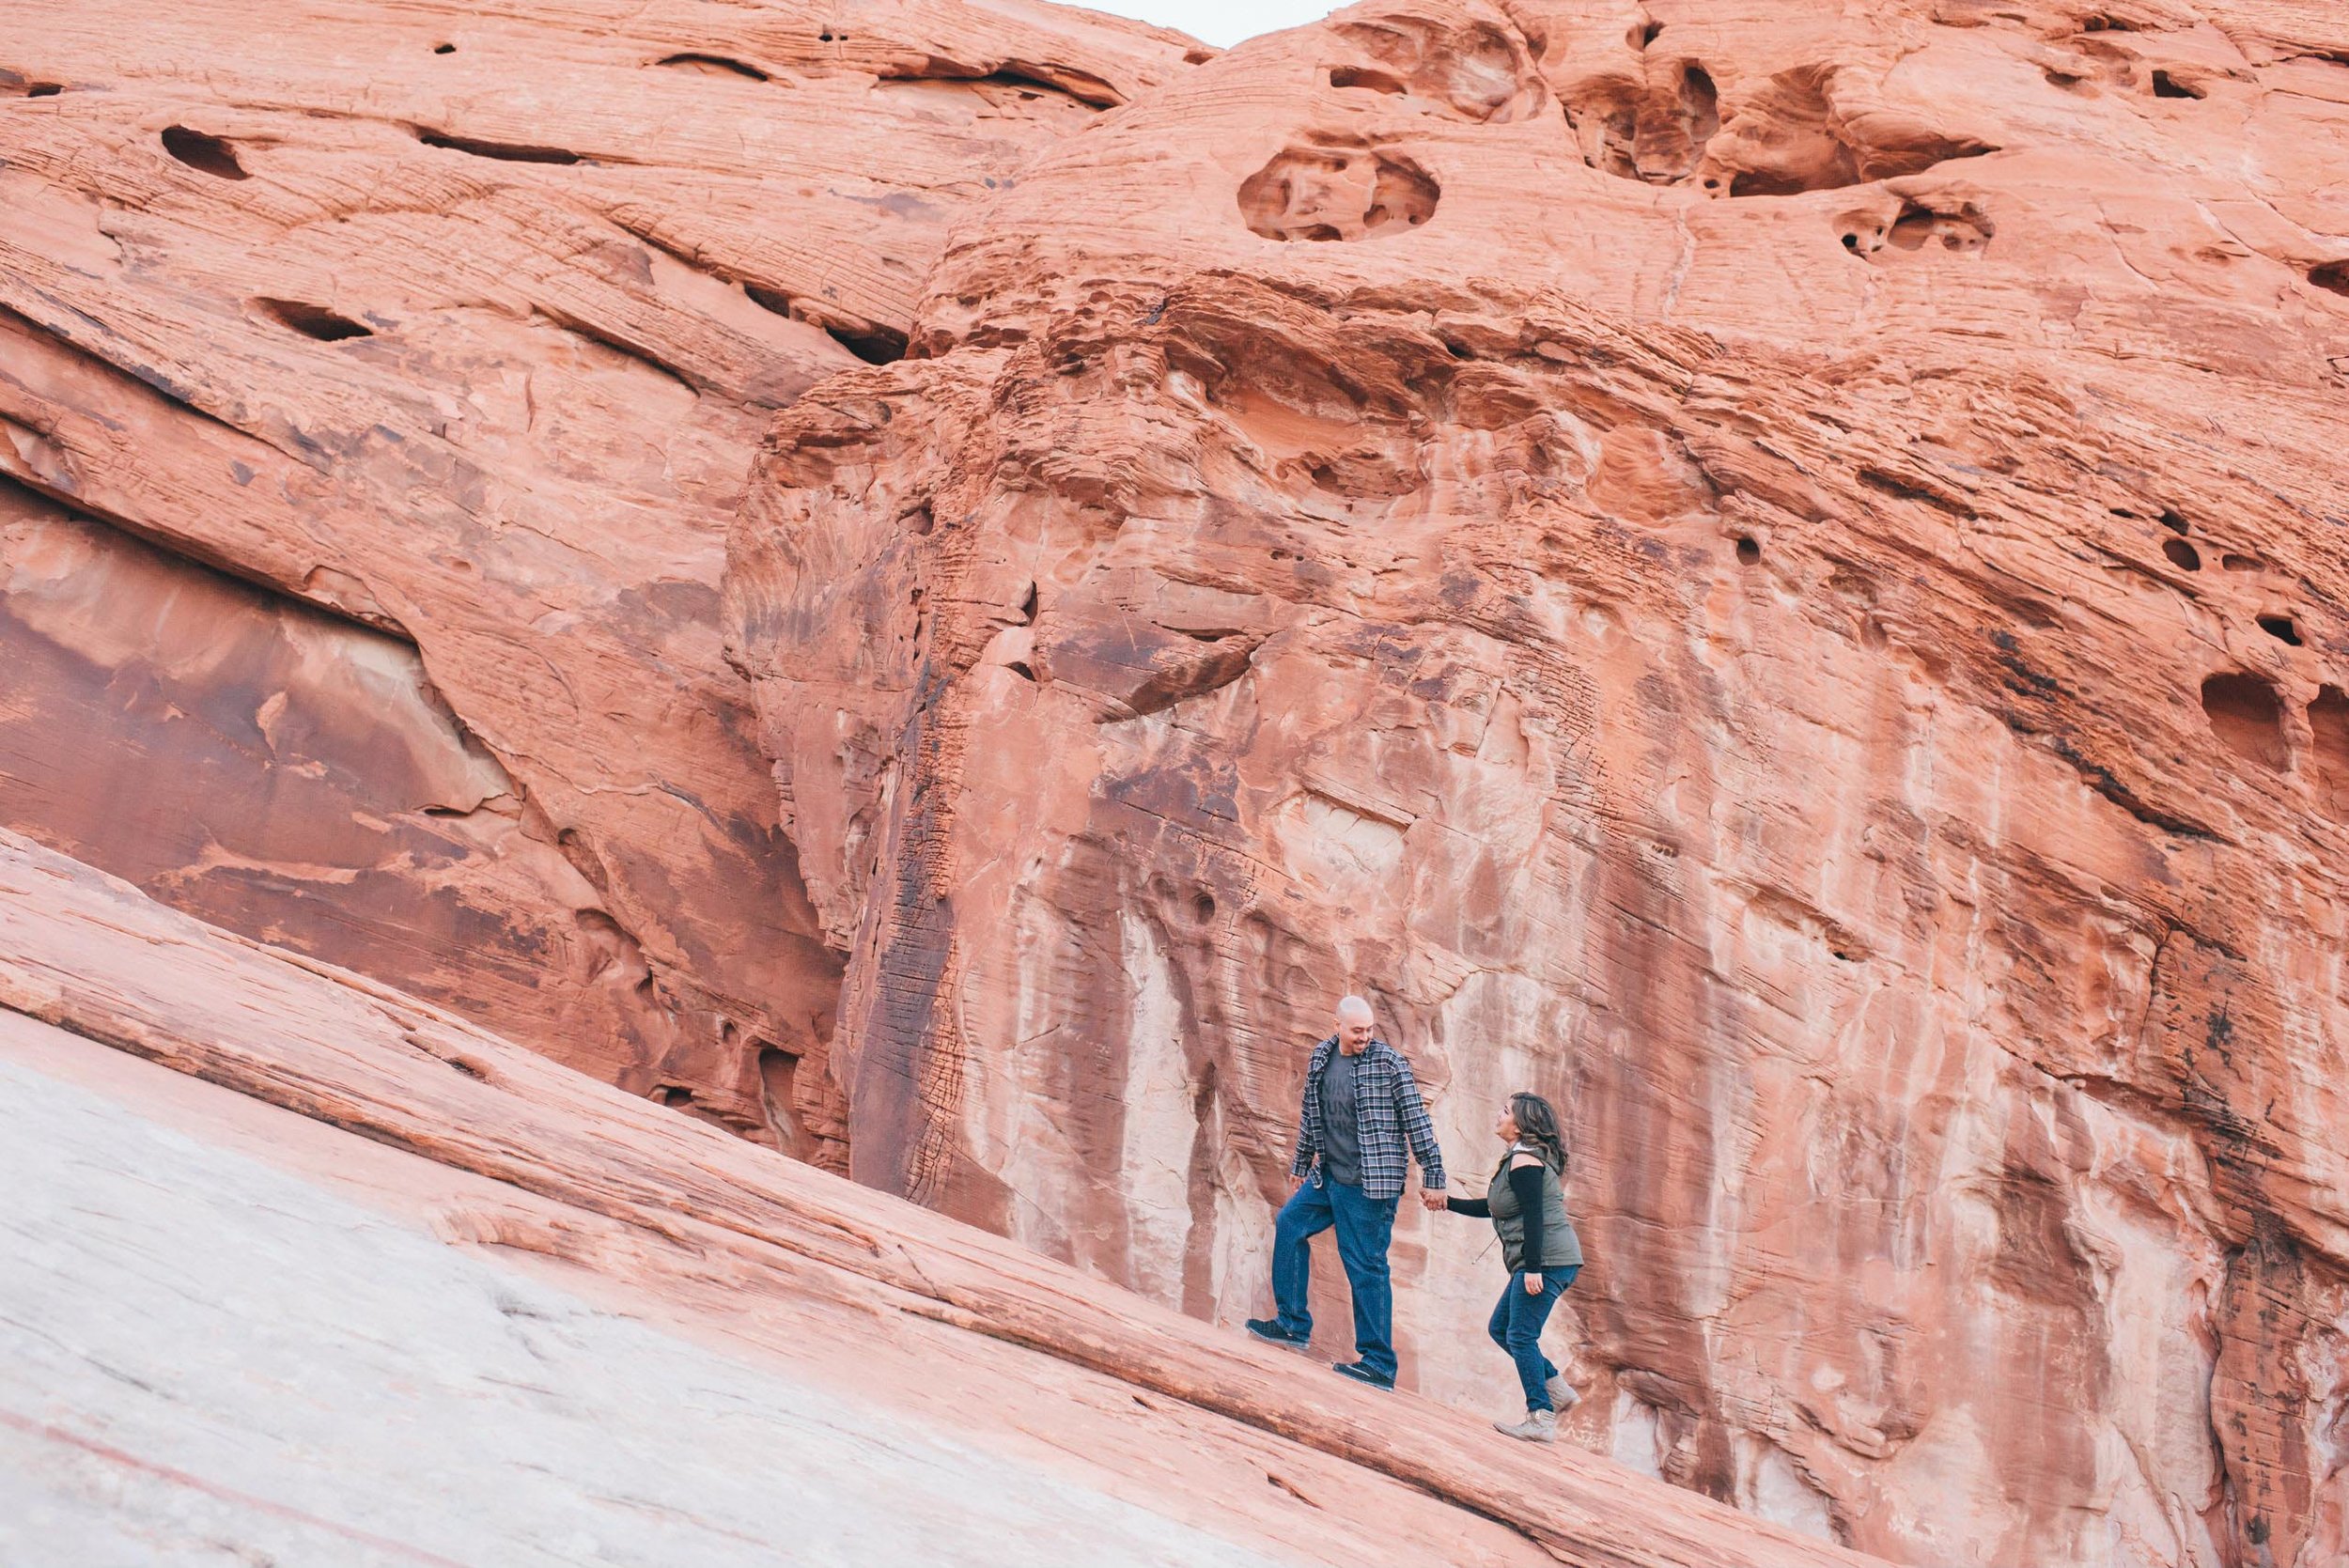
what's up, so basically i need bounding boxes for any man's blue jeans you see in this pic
[1270,1172,1399,1379]
[1487,1265,1579,1410]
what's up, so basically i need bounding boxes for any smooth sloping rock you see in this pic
[1,1024,1556,1568]
[0,0,1199,1142]
[0,825,1880,1568]
[724,1,2349,1561]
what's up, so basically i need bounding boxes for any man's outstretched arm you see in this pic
[1395,1056,1445,1191]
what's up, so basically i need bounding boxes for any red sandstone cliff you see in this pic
[0,827,1867,1568]
[721,1,2349,1560]
[0,0,1193,1154]
[8,0,2349,1561]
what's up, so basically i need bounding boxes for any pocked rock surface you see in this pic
[8,0,2349,1561]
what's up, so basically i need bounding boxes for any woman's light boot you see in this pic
[1494,1407,1559,1443]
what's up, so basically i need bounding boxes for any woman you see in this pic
[1439,1091,1584,1443]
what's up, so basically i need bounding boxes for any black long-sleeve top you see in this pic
[1445,1160,1550,1273]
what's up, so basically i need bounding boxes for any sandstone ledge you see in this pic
[0,826,1875,1567]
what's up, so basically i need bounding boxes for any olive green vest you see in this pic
[1487,1144,1582,1272]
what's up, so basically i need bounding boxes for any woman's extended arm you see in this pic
[1509,1157,1548,1287]
[1443,1192,1490,1218]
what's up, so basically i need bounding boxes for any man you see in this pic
[1246,995,1446,1389]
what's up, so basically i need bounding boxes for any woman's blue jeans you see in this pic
[1487,1265,1579,1410]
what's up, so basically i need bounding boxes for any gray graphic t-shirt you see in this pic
[1318,1047,1364,1187]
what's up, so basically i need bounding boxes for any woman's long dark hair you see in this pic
[1510,1092,1569,1174]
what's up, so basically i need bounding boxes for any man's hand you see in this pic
[1419,1188,1446,1212]
[1523,1271,1545,1294]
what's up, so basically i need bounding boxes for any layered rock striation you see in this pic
[0,0,1196,1151]
[723,1,2349,1561]
[11,0,2349,1560]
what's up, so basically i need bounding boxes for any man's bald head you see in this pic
[1335,995,1375,1054]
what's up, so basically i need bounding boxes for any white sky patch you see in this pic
[1074,0,1338,49]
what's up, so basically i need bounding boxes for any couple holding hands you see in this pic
[1244,996,1584,1444]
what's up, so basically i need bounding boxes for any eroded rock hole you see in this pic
[413,128,583,164]
[2160,509,2190,534]
[1330,65,1406,94]
[2150,70,2202,99]
[2310,687,2349,814]
[2311,261,2349,297]
[1888,199,1995,253]
[1735,536,1762,566]
[162,125,248,179]
[826,323,908,365]
[255,298,373,342]
[1323,17,1542,123]
[433,41,456,54]
[2258,613,2302,645]
[655,1085,693,1108]
[26,82,63,97]
[2163,538,2201,571]
[2201,672,2287,770]
[1005,660,1036,681]
[1237,146,1439,242]
[1675,65,1719,163]
[658,53,770,80]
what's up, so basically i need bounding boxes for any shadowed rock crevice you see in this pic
[412,126,589,164]
[161,124,247,179]
[252,297,374,342]
[881,55,1127,107]
[654,53,773,81]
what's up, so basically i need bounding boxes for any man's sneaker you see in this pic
[1245,1318,1312,1352]
[1545,1374,1580,1412]
[1495,1407,1559,1443]
[1331,1360,1395,1390]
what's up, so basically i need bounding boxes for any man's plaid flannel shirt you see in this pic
[1288,1035,1446,1202]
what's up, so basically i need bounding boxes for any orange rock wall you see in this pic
[723,1,2349,1561]
[11,0,2349,1560]
[0,0,1195,1148]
